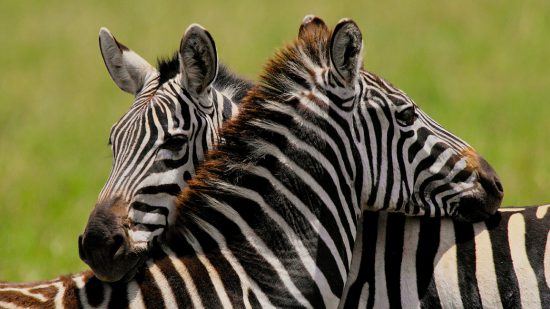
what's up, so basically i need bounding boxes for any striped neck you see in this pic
[162,60,366,308]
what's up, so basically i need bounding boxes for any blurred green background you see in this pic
[0,0,549,281]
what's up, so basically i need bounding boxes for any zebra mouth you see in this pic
[117,234,159,282]
[113,236,156,283]
[80,194,166,282]
[89,242,150,283]
[118,252,149,282]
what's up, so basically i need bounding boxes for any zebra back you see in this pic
[341,204,550,308]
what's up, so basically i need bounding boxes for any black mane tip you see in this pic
[156,52,179,85]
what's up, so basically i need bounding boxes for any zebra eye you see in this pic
[162,135,188,152]
[396,107,417,126]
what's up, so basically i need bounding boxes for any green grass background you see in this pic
[0,0,549,281]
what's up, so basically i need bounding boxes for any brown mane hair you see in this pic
[169,20,333,238]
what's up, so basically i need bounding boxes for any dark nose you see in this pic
[78,198,131,281]
[78,229,125,263]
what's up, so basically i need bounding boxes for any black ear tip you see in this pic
[332,18,362,45]
[336,18,357,25]
[334,18,361,33]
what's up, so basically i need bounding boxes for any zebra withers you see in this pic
[76,16,504,306]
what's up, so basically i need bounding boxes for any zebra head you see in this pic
[295,16,503,221]
[78,25,251,282]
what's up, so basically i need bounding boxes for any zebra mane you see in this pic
[156,53,253,102]
[259,20,331,100]
[168,22,333,240]
[214,64,254,103]
[156,52,179,85]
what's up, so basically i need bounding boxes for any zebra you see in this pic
[0,15,503,308]
[341,204,550,308]
[67,16,504,307]
[79,18,502,281]
[84,16,543,307]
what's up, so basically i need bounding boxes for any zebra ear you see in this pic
[179,24,218,95]
[298,15,328,39]
[99,27,155,95]
[329,19,363,85]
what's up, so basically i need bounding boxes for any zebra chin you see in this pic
[453,193,502,222]
[79,241,146,283]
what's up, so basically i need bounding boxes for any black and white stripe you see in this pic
[93,25,251,247]
[341,204,550,308]
[121,24,498,238]
[72,16,506,307]
[90,17,502,259]
[1,16,512,308]
[3,206,546,308]
[100,70,245,242]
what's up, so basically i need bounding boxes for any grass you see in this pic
[0,0,549,281]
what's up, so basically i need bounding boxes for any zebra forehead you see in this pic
[362,72,411,102]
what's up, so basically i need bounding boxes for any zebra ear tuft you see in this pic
[179,24,218,95]
[298,15,328,39]
[329,19,363,84]
[99,27,155,95]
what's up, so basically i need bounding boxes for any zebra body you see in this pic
[1,205,547,308]
[342,204,550,308]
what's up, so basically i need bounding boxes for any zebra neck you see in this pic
[162,105,361,304]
